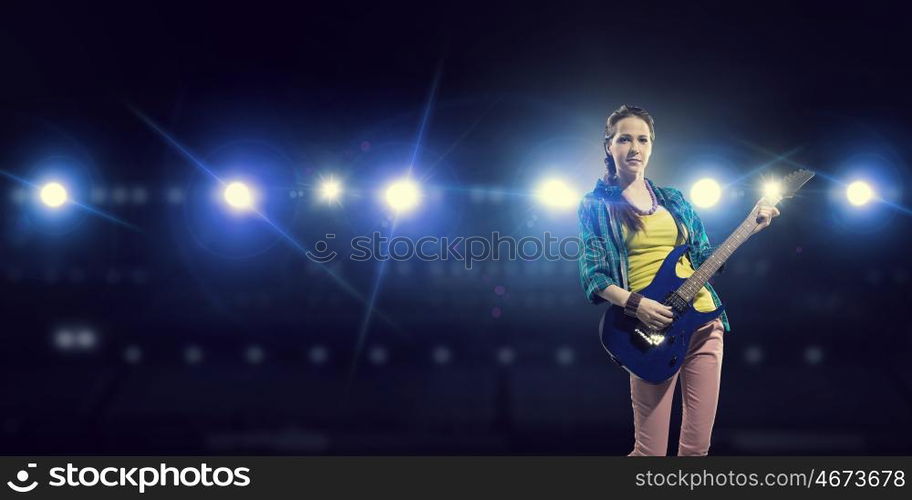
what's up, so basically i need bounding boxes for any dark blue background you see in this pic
[1,2,910,454]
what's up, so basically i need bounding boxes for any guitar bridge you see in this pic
[634,326,666,346]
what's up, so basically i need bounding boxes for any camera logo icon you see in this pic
[7,463,38,493]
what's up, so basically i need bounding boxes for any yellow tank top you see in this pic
[621,206,716,313]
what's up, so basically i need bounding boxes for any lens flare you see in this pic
[845,180,874,206]
[40,182,68,208]
[762,181,783,201]
[384,178,421,213]
[320,178,342,202]
[224,181,253,210]
[534,178,578,209]
[690,178,722,208]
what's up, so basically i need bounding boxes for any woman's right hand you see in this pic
[635,298,674,330]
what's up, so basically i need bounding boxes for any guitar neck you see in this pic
[671,169,813,304]
[675,207,763,302]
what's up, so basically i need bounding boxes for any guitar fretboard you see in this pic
[675,208,761,302]
[664,168,813,310]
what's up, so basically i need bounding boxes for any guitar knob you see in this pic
[669,356,677,367]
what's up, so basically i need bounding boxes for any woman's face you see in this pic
[607,116,653,179]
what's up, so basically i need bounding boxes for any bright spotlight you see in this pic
[224,181,254,210]
[319,178,342,202]
[384,178,421,213]
[535,178,578,209]
[762,181,783,201]
[846,180,874,206]
[690,178,722,208]
[40,182,68,208]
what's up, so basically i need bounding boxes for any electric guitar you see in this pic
[599,169,814,383]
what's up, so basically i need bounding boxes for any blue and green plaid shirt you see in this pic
[577,177,731,332]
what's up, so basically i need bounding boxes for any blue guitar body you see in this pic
[599,244,724,384]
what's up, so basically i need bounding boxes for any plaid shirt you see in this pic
[577,177,731,332]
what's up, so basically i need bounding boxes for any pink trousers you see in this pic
[627,317,725,456]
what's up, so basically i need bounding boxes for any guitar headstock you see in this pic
[762,168,815,205]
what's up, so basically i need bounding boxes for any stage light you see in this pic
[804,345,824,365]
[112,186,128,205]
[846,180,874,206]
[384,178,421,213]
[690,178,722,208]
[556,346,575,366]
[245,345,264,364]
[75,328,96,349]
[369,345,388,365]
[319,177,342,202]
[762,181,783,201]
[224,181,254,210]
[744,345,764,365]
[185,345,203,364]
[124,345,142,364]
[165,187,184,205]
[90,187,106,204]
[131,187,148,205]
[534,178,578,209]
[40,182,68,208]
[309,345,329,365]
[54,327,96,351]
[497,346,516,365]
[54,329,75,350]
[432,346,452,365]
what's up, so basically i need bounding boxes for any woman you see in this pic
[577,105,779,456]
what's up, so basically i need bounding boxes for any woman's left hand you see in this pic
[752,203,781,234]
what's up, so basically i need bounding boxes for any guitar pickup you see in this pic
[665,292,689,312]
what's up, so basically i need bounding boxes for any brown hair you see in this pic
[602,104,656,233]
